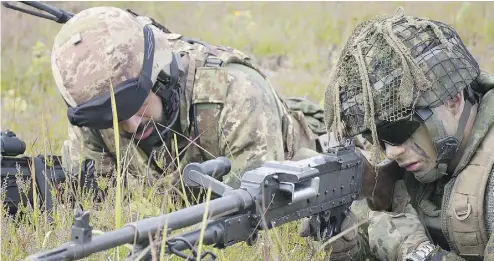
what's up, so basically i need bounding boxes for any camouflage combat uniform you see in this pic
[53,6,322,193]
[322,8,494,261]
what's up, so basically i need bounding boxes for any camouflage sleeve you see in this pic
[61,124,116,180]
[364,204,430,261]
[362,203,470,261]
[217,63,286,189]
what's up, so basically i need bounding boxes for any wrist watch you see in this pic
[405,241,438,261]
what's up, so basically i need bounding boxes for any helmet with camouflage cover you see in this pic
[51,6,180,129]
[324,8,480,182]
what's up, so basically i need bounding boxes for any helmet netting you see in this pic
[324,7,480,161]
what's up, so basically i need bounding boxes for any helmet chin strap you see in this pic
[414,95,475,183]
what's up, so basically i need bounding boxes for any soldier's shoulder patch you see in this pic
[192,67,229,104]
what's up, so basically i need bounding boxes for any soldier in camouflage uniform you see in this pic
[51,6,327,194]
[323,8,494,261]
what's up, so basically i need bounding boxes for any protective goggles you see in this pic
[66,24,155,130]
[362,107,433,147]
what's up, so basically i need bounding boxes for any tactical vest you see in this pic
[162,34,318,162]
[408,89,494,260]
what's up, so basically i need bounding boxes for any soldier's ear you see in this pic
[444,92,463,116]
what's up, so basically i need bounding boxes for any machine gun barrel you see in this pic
[127,214,255,261]
[25,189,254,261]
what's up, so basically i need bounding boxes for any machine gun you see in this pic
[24,140,364,261]
[1,130,96,217]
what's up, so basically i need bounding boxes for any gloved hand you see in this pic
[357,147,405,212]
[298,211,361,261]
[367,204,430,261]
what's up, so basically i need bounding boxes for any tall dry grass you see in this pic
[1,1,494,261]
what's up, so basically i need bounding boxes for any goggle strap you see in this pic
[140,25,155,85]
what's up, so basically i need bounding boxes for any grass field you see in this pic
[2,1,494,261]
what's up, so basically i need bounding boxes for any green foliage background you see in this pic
[1,1,493,260]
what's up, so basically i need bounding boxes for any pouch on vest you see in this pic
[443,128,494,258]
[190,66,229,161]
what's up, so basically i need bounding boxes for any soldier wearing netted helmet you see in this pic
[324,8,494,261]
[51,5,336,203]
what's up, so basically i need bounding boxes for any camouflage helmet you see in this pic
[51,6,174,108]
[324,9,480,141]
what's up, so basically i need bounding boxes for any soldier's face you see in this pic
[383,124,438,176]
[119,92,163,140]
[383,94,465,179]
